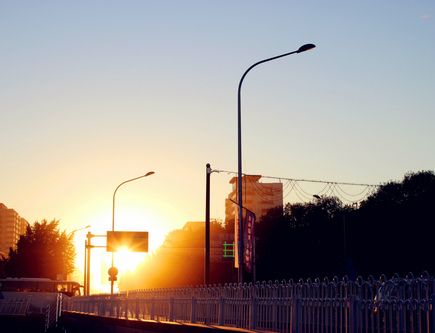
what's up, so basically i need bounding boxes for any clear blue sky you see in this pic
[1,1,434,252]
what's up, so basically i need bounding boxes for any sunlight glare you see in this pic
[70,200,174,294]
[116,247,145,274]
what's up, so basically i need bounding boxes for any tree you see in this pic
[352,170,435,278]
[0,219,76,280]
[255,170,435,282]
[256,197,352,282]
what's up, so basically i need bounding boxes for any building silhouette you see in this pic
[0,203,28,256]
[225,175,283,223]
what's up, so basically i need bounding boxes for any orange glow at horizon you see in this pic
[67,194,187,294]
[71,208,162,294]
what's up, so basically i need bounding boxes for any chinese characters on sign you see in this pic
[243,211,256,273]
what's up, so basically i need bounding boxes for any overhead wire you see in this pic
[212,169,380,204]
[247,176,285,203]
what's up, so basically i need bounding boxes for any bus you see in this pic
[0,277,83,297]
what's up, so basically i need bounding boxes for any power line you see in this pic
[213,169,380,187]
[212,169,380,204]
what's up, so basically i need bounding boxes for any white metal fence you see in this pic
[63,272,435,332]
[0,295,31,315]
[45,293,62,331]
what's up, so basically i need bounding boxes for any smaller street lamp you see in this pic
[68,225,91,236]
[110,171,155,294]
[112,172,155,232]
[62,225,91,281]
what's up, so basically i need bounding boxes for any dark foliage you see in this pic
[0,219,76,280]
[256,196,349,281]
[255,170,435,282]
[351,170,435,279]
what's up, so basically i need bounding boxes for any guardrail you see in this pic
[0,295,31,315]
[45,293,62,331]
[63,271,435,332]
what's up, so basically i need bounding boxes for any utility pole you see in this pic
[205,163,211,285]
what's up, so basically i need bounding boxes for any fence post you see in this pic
[169,297,174,322]
[348,295,358,333]
[191,296,197,324]
[249,293,257,329]
[431,296,435,333]
[205,298,210,326]
[125,298,128,319]
[150,297,155,320]
[292,295,301,333]
[56,294,60,325]
[218,295,226,326]
[136,297,139,319]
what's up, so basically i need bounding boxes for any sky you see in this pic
[1,1,434,288]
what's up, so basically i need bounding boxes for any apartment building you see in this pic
[225,175,283,223]
[0,203,28,256]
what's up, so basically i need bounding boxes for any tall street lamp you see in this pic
[110,171,155,294]
[237,44,316,284]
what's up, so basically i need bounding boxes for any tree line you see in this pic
[255,170,435,282]
[2,170,433,288]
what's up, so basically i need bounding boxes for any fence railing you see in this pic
[0,295,31,315]
[63,271,435,332]
[45,293,62,332]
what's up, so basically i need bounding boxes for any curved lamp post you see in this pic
[62,225,90,281]
[68,225,91,237]
[110,171,155,294]
[237,44,316,284]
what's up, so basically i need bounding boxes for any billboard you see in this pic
[106,231,149,252]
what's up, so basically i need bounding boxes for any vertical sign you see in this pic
[243,211,255,273]
[234,205,240,268]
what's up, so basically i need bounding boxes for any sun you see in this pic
[115,248,147,274]
[70,203,172,294]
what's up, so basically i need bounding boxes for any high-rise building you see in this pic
[225,175,283,223]
[0,203,28,256]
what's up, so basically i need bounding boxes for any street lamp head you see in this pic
[145,171,155,177]
[68,225,91,236]
[297,44,316,53]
